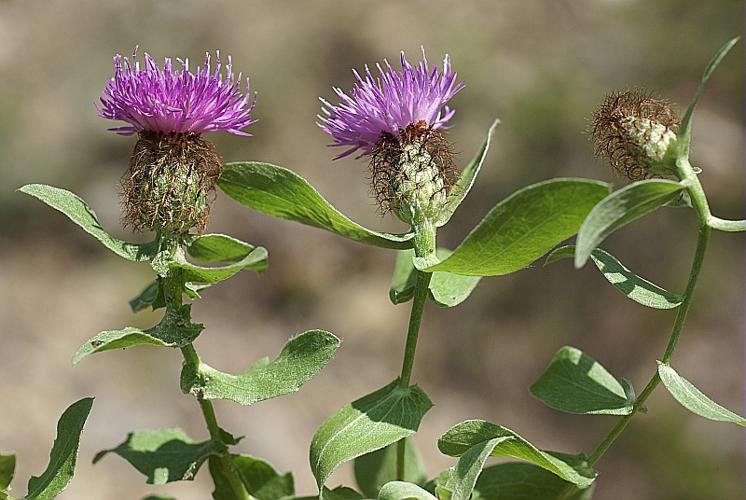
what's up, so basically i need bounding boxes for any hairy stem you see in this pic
[165,264,249,500]
[396,219,436,481]
[559,157,711,499]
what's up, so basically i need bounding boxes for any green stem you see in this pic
[165,265,249,500]
[558,157,711,499]
[396,219,436,481]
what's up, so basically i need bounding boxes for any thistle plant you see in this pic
[18,49,340,499]
[218,49,612,499]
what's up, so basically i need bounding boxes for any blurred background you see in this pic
[0,1,743,499]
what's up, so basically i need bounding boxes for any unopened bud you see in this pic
[592,91,679,180]
[123,132,222,235]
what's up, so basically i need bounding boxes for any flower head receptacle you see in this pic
[318,49,463,240]
[592,90,680,180]
[99,49,256,235]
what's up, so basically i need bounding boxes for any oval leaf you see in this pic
[658,362,746,426]
[219,162,413,249]
[19,184,157,261]
[574,180,684,268]
[378,482,436,500]
[421,179,610,276]
[546,246,683,309]
[187,233,259,263]
[210,454,294,500]
[435,119,500,227]
[310,380,432,493]
[172,246,268,284]
[94,428,222,485]
[26,397,94,500]
[470,463,594,500]
[530,346,634,415]
[354,439,426,498]
[390,249,481,308]
[182,330,340,406]
[0,454,14,492]
[437,420,596,489]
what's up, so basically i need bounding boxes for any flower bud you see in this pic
[592,91,679,180]
[370,122,455,225]
[122,132,222,235]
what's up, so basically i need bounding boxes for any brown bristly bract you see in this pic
[368,121,457,215]
[122,131,223,234]
[592,90,679,181]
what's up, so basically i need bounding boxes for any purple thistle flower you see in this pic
[318,49,464,158]
[98,48,256,136]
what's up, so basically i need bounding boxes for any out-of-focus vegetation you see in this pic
[0,1,742,499]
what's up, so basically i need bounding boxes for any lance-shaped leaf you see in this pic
[574,179,684,268]
[210,454,294,500]
[73,305,203,364]
[19,184,157,261]
[658,362,746,426]
[677,37,740,158]
[0,454,15,492]
[435,119,500,227]
[354,439,426,498]
[219,162,414,249]
[438,420,596,489]
[187,233,259,263]
[469,463,594,500]
[530,346,634,415]
[25,397,94,500]
[546,246,683,309]
[94,428,222,484]
[418,179,610,276]
[182,330,340,405]
[310,380,432,494]
[390,249,481,308]
[378,482,436,500]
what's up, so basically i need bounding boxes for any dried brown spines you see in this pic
[592,90,680,180]
[369,122,457,221]
[122,132,223,235]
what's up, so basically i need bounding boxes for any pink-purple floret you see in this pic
[318,49,465,158]
[98,49,256,136]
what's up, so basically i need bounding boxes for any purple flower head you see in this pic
[318,48,464,159]
[98,48,257,136]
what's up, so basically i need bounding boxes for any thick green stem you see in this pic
[559,157,711,499]
[165,264,249,500]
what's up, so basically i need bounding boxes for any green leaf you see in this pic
[390,249,481,308]
[73,305,203,364]
[530,346,634,415]
[574,180,684,268]
[26,397,94,500]
[677,37,740,158]
[420,179,610,276]
[187,233,258,263]
[182,330,340,405]
[93,427,222,484]
[129,280,165,313]
[435,119,500,227]
[470,463,594,500]
[437,420,596,489]
[0,454,15,491]
[378,482,436,500]
[310,380,432,493]
[142,495,176,500]
[218,162,414,249]
[211,454,294,500]
[545,246,683,309]
[354,439,426,498]
[19,184,157,261]
[657,362,746,426]
[172,245,268,285]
